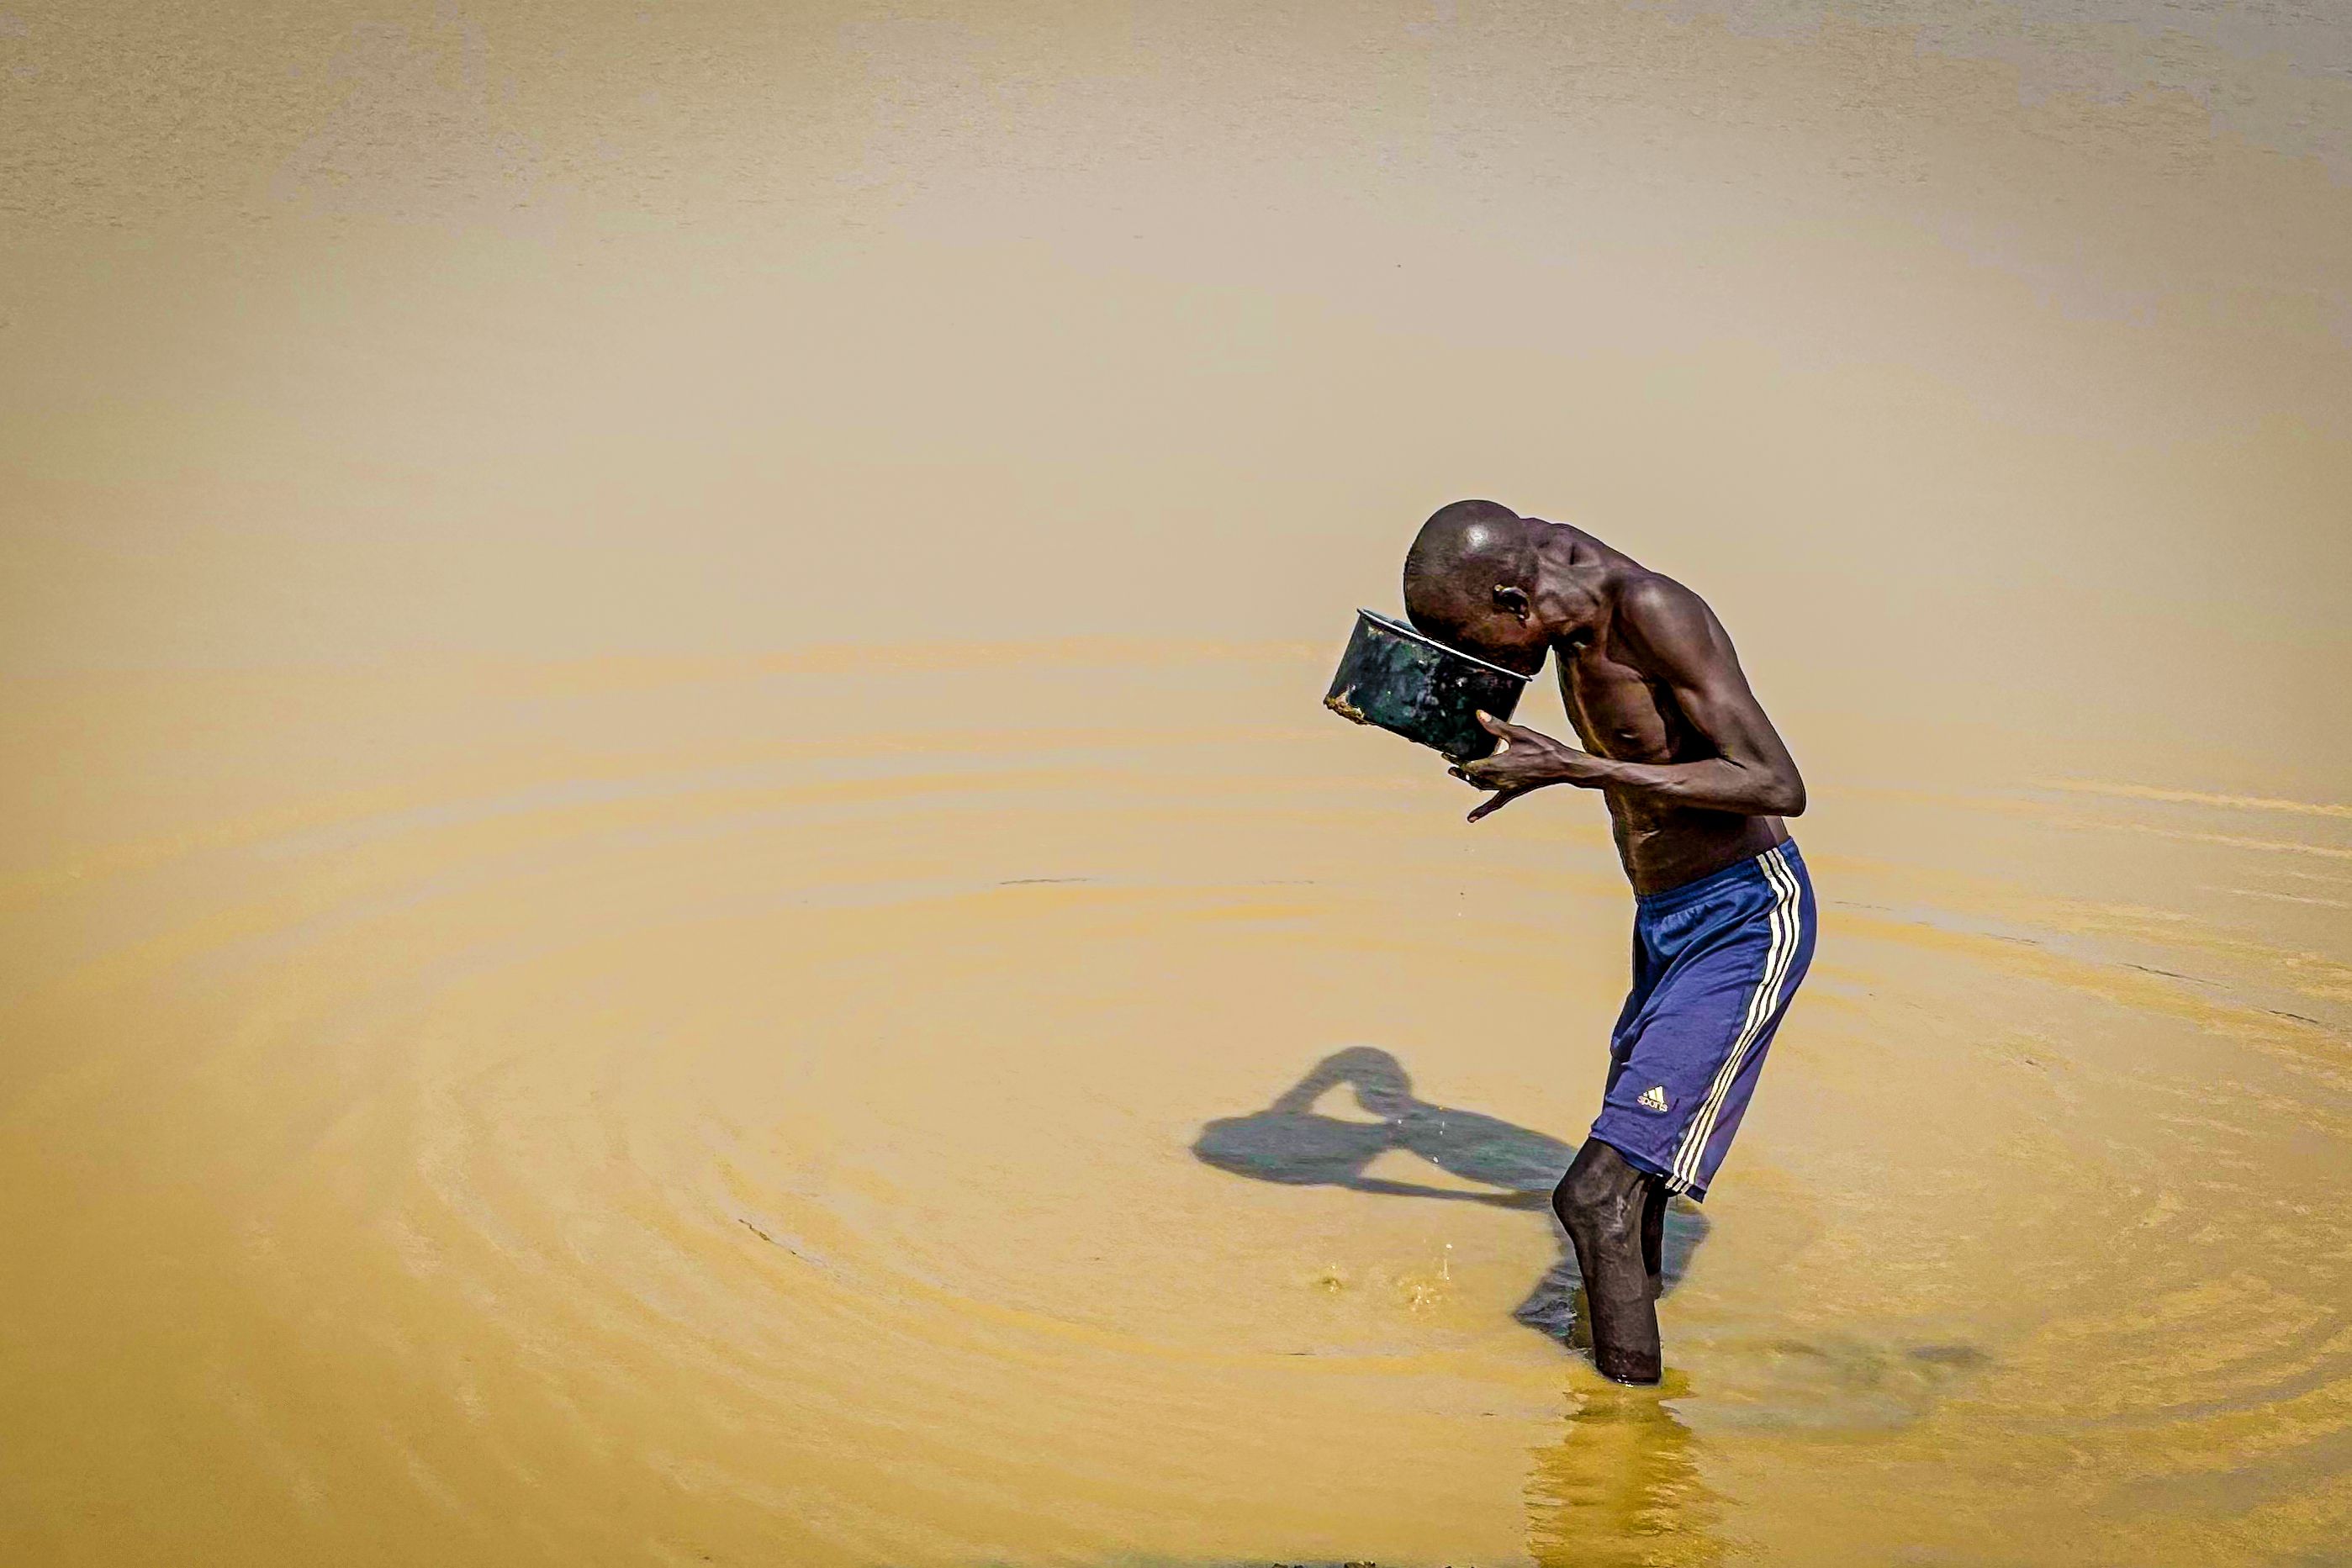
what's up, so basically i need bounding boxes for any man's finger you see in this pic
[1476,710,1520,741]
[1467,788,1524,823]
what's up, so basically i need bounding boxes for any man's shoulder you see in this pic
[1610,570,1734,679]
[1615,570,1716,634]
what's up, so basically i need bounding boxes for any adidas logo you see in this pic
[1638,1085,1670,1114]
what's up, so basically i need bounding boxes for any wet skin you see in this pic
[1400,499,1808,1383]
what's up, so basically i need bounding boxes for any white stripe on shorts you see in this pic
[1667,844,1801,1191]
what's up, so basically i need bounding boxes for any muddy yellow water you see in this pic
[6,0,2352,1562]
[4,649,2349,1565]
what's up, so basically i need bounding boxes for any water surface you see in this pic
[5,647,2346,1564]
[4,0,2349,1560]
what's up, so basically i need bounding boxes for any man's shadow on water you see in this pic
[1192,1046,1708,1344]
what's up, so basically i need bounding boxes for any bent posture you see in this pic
[1402,499,1816,1385]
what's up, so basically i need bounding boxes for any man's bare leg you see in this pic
[1553,1140,1663,1385]
[1641,1170,1668,1301]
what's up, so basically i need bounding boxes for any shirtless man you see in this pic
[1400,498,1816,1386]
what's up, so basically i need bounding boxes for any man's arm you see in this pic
[1454,578,1805,823]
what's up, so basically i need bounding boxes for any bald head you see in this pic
[1401,499,1547,671]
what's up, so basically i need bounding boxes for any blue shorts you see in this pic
[1590,840,1816,1201]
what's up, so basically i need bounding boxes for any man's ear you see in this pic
[1493,585,1531,622]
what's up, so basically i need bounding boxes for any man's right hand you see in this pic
[1449,711,1598,821]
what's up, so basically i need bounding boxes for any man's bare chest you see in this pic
[1559,646,1688,763]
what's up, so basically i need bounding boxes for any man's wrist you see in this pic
[1546,745,1613,789]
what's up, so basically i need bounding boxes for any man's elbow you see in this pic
[1769,775,1807,817]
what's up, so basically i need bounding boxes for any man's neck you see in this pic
[1531,522,1631,645]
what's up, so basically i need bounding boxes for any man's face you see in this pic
[1404,574,1548,676]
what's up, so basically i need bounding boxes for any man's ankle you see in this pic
[1594,1344,1663,1385]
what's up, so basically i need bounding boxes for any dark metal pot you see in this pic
[1324,609,1532,762]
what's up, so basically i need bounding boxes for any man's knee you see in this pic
[1552,1141,1641,1242]
[1551,1179,1608,1240]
